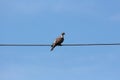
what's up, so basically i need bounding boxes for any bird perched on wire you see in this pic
[51,32,65,51]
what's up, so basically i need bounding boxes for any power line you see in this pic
[0,44,50,46]
[0,43,120,46]
[63,43,120,46]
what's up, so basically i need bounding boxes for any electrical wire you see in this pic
[0,43,120,46]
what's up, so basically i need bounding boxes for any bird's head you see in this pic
[61,32,65,35]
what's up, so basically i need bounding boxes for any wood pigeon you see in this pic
[51,32,65,51]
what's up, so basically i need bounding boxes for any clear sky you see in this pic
[0,0,120,80]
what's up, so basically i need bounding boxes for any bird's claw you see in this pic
[58,44,62,46]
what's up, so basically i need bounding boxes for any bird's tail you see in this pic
[50,44,55,51]
[50,47,54,51]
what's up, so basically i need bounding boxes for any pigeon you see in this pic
[51,32,65,51]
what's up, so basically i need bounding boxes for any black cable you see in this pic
[0,43,120,46]
[63,43,120,46]
[0,44,51,46]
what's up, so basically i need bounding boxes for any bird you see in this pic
[51,32,65,51]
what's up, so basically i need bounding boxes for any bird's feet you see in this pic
[58,44,62,46]
[51,45,53,47]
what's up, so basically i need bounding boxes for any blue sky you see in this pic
[0,0,120,80]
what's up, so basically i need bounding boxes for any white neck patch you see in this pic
[60,35,64,38]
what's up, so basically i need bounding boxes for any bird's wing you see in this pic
[54,37,63,44]
[51,36,64,51]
